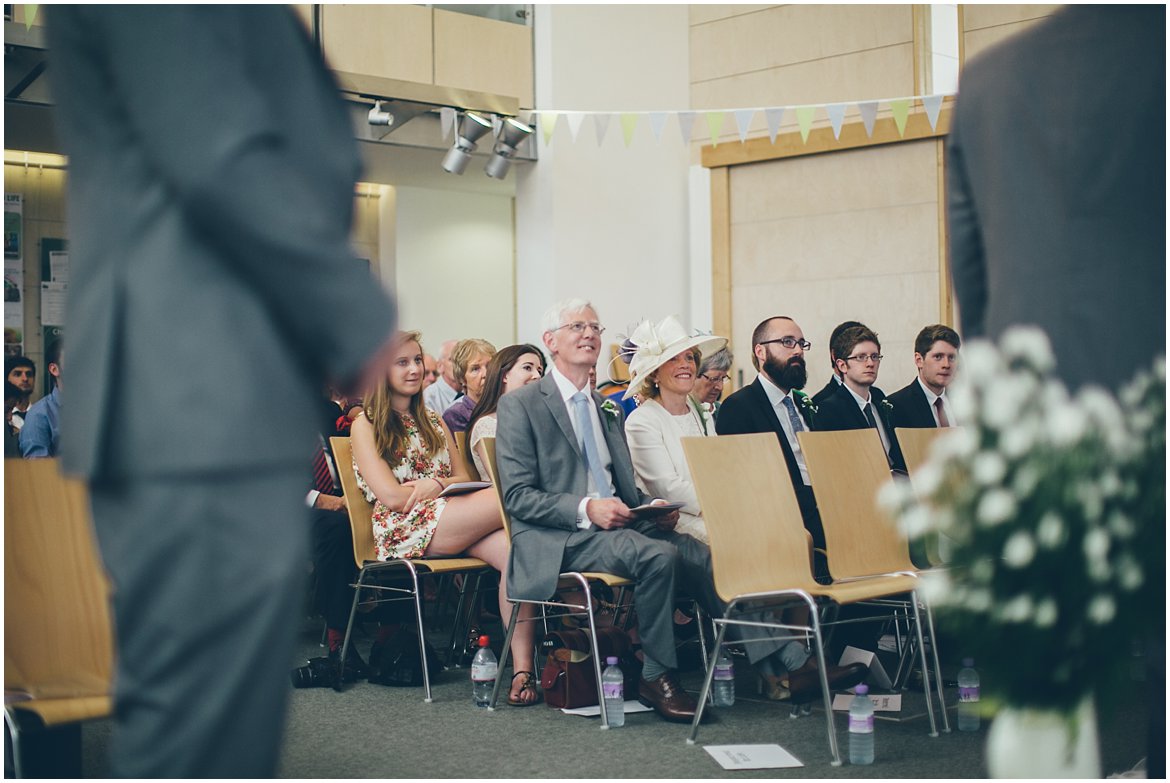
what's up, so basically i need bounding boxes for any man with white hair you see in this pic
[422,338,460,414]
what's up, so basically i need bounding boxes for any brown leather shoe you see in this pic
[788,661,869,703]
[637,671,699,722]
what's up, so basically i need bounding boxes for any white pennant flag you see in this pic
[593,113,612,147]
[826,104,846,140]
[765,107,785,143]
[440,107,456,141]
[677,111,697,144]
[733,109,755,143]
[566,113,586,143]
[922,95,944,131]
[648,112,669,142]
[857,101,879,137]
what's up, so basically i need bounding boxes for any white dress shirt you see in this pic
[843,383,893,457]
[423,376,459,417]
[549,366,616,528]
[918,377,953,427]
[758,372,811,485]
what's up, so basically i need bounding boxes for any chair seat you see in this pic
[571,572,633,588]
[361,556,489,574]
[8,696,113,728]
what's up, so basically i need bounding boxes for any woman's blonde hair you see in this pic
[450,338,497,392]
[365,331,445,460]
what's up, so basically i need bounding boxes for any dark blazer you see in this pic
[496,372,652,602]
[48,7,396,480]
[887,379,938,429]
[811,377,842,406]
[947,6,1164,392]
[812,383,906,473]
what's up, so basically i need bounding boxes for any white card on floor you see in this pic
[839,645,892,689]
[832,692,902,712]
[561,699,654,717]
[704,744,803,770]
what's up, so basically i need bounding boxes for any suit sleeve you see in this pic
[496,392,582,532]
[945,99,988,340]
[714,394,749,435]
[59,7,394,385]
[625,409,700,516]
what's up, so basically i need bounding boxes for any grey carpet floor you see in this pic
[80,614,1152,778]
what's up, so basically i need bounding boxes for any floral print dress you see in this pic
[353,410,454,561]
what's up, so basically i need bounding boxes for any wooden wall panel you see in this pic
[689,5,774,27]
[434,10,534,108]
[320,5,434,86]
[961,4,1058,65]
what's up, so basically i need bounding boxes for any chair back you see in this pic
[330,437,379,568]
[681,434,820,603]
[479,437,512,539]
[453,429,481,482]
[5,459,113,716]
[896,427,950,475]
[798,429,915,578]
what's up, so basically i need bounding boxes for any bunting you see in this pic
[733,109,755,143]
[620,113,639,147]
[677,111,697,144]
[858,101,879,138]
[706,112,726,147]
[592,113,612,147]
[826,104,846,140]
[795,106,816,143]
[648,112,669,142]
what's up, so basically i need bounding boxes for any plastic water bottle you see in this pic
[957,658,980,731]
[470,635,497,708]
[712,651,735,707]
[601,656,625,728]
[848,683,875,765]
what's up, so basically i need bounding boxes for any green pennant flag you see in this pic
[706,111,725,147]
[889,99,910,137]
[620,113,639,147]
[23,4,38,29]
[795,106,816,143]
[540,112,558,145]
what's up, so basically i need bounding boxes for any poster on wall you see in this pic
[4,194,24,355]
[41,325,64,396]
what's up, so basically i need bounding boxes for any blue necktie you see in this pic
[571,392,613,498]
[781,396,805,434]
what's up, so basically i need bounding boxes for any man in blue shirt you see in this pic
[20,340,62,458]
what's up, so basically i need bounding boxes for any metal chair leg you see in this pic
[909,591,939,736]
[923,598,951,733]
[489,602,522,710]
[687,617,728,744]
[336,568,369,690]
[580,576,611,730]
[807,595,843,767]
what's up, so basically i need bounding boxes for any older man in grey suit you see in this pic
[46,7,396,777]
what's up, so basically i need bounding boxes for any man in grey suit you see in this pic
[947,6,1164,393]
[46,8,396,777]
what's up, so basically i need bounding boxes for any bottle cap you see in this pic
[478,635,490,647]
[962,657,974,667]
[855,683,869,695]
[606,656,619,665]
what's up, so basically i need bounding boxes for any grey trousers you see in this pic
[89,467,307,778]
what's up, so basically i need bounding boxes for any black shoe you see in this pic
[329,644,370,682]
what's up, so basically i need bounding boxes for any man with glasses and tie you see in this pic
[888,325,961,430]
[813,325,906,473]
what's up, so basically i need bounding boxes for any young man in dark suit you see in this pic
[813,325,906,473]
[888,325,960,429]
[811,320,865,406]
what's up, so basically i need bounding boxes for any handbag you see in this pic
[539,627,641,709]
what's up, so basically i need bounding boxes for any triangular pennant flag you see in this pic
[795,106,816,143]
[566,113,585,143]
[539,112,558,146]
[765,107,785,143]
[620,113,640,147]
[889,99,910,137]
[857,101,878,137]
[648,112,669,142]
[593,113,612,146]
[733,109,755,143]
[826,104,846,140]
[677,111,697,144]
[23,5,37,30]
[922,95,944,131]
[440,107,456,141]
[706,111,726,147]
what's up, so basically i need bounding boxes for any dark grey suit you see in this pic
[47,7,395,777]
[947,6,1165,392]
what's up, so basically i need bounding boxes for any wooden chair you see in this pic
[4,459,114,778]
[797,428,949,733]
[896,426,957,566]
[681,434,941,764]
[479,437,635,728]
[330,437,490,702]
[453,429,481,482]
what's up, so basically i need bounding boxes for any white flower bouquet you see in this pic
[881,327,1165,711]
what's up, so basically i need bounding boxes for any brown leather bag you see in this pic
[539,627,642,709]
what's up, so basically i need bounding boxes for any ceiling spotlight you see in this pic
[484,117,534,179]
[441,112,493,175]
[367,100,394,127]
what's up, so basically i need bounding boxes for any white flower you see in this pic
[877,475,913,512]
[1002,531,1036,568]
[970,558,995,584]
[1106,511,1136,539]
[1034,598,1058,628]
[965,588,993,613]
[958,341,1003,381]
[1083,528,1111,561]
[999,594,1034,623]
[1011,463,1042,496]
[1036,512,1065,548]
[972,451,1007,486]
[898,505,933,538]
[933,425,979,460]
[909,460,945,497]
[1040,382,1071,415]
[1087,595,1116,625]
[1000,327,1055,373]
[983,376,1035,431]
[919,570,951,603]
[1047,404,1088,447]
[1117,556,1144,591]
[947,380,978,422]
[1087,557,1112,582]
[1076,483,1105,522]
[1000,421,1038,459]
[976,489,1016,527]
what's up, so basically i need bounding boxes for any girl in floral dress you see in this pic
[350,331,540,706]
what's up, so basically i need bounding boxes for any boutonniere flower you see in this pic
[794,390,817,417]
[880,399,895,417]
[600,399,622,424]
[694,400,715,435]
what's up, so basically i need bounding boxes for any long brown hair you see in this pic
[466,344,545,439]
[365,331,446,461]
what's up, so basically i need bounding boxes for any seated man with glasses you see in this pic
[812,325,906,473]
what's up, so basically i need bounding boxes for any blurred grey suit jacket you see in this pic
[496,373,652,602]
[947,6,1165,391]
[47,7,396,479]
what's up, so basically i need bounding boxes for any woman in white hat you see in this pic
[622,316,727,544]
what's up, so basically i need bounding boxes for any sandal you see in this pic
[507,670,542,707]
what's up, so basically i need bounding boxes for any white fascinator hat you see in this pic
[622,316,727,400]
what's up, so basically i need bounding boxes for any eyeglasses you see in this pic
[555,321,606,336]
[758,337,811,351]
[700,373,730,385]
[844,353,883,364]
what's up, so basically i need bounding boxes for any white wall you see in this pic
[394,186,516,352]
[515,5,698,369]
